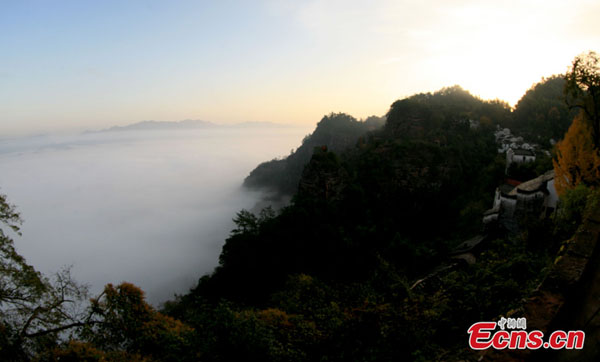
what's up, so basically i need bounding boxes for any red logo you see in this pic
[468,319,584,350]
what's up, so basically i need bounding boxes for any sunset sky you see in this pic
[2,0,600,136]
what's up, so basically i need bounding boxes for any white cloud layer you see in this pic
[0,127,309,304]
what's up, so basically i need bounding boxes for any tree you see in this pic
[565,51,600,147]
[553,114,600,195]
[81,282,194,361]
[2,191,200,360]
[513,75,575,143]
[0,193,89,359]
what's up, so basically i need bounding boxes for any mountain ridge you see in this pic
[87,120,292,133]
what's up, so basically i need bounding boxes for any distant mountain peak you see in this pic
[99,119,216,132]
[88,119,294,134]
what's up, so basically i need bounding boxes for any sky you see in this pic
[1,0,600,136]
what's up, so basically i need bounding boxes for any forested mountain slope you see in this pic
[243,113,385,196]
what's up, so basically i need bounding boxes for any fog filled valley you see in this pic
[0,125,310,304]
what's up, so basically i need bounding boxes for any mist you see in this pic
[0,126,309,305]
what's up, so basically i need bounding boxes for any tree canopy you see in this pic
[553,113,600,195]
[164,86,577,360]
[0,193,90,359]
[565,51,600,147]
[243,113,385,196]
[512,75,576,144]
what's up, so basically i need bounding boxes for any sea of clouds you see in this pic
[0,126,309,304]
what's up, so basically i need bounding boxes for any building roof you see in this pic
[506,178,522,187]
[509,170,555,196]
[513,149,535,157]
[499,184,515,195]
[483,207,500,216]
[450,235,487,255]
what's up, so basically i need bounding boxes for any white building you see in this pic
[483,170,557,232]
[506,148,536,169]
[509,170,558,216]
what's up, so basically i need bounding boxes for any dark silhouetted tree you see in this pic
[0,193,89,359]
[565,51,600,147]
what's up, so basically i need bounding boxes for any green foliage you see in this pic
[506,150,553,182]
[230,207,275,236]
[565,51,600,147]
[512,75,576,145]
[80,282,195,362]
[0,193,89,360]
[189,87,512,311]
[434,238,551,330]
[164,234,556,361]
[244,113,384,195]
[2,193,192,361]
[0,193,46,309]
[165,86,554,360]
[553,184,600,238]
[386,86,511,140]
